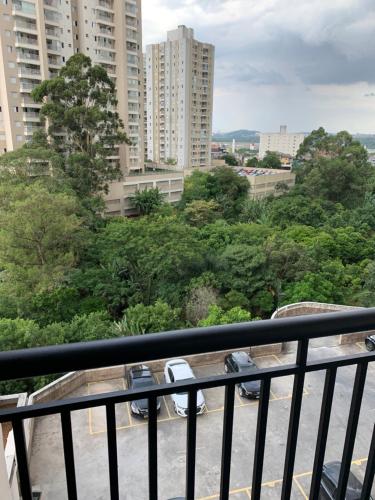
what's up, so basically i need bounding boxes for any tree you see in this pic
[180,170,211,206]
[295,129,372,208]
[114,300,182,335]
[31,54,129,197]
[180,166,249,221]
[165,158,177,165]
[260,151,281,169]
[222,154,238,166]
[0,182,84,300]
[207,166,249,221]
[185,286,217,325]
[198,304,254,327]
[130,188,165,215]
[85,216,207,309]
[246,157,258,168]
[183,199,221,227]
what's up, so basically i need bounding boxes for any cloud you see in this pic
[143,0,375,132]
[364,93,375,97]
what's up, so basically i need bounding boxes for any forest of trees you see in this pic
[1,55,375,393]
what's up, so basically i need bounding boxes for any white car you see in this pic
[164,359,206,417]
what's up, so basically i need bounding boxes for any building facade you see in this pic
[236,166,296,199]
[259,125,305,159]
[145,25,214,169]
[0,0,144,173]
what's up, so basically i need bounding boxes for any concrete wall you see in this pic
[272,302,373,345]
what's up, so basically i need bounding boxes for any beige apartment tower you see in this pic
[0,0,144,173]
[146,25,214,169]
[259,125,305,159]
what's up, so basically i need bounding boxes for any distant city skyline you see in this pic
[143,0,375,134]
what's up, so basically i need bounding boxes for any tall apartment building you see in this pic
[259,125,305,159]
[145,25,214,169]
[0,0,144,173]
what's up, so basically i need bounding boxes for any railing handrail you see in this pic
[0,308,374,382]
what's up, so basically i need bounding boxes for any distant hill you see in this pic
[354,134,375,150]
[212,129,260,143]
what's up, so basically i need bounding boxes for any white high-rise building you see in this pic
[259,125,305,159]
[145,25,214,169]
[0,0,144,173]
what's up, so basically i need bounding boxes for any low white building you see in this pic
[259,125,305,159]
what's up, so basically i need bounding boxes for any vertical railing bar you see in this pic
[185,389,197,500]
[281,337,309,500]
[12,418,33,500]
[148,395,158,500]
[106,403,119,500]
[309,367,337,500]
[251,377,271,500]
[337,362,368,499]
[361,423,375,499]
[219,383,235,500]
[61,410,78,500]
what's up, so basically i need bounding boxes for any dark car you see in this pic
[365,334,375,351]
[319,461,373,499]
[126,365,161,418]
[224,351,260,398]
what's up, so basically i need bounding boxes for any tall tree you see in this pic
[31,54,129,197]
[131,188,165,215]
[0,182,84,305]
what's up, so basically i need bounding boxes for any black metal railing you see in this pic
[0,308,374,500]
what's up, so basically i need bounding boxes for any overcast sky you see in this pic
[142,0,375,134]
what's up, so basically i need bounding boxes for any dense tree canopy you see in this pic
[2,56,375,395]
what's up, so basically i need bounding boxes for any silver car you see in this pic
[164,359,206,417]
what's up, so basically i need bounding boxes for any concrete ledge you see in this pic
[272,302,370,346]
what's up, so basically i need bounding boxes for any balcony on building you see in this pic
[16,48,39,63]
[43,9,61,25]
[96,9,114,25]
[43,0,60,9]
[97,0,114,11]
[17,64,41,79]
[13,18,37,34]
[19,79,39,93]
[12,0,36,18]
[0,303,374,499]
[15,32,38,49]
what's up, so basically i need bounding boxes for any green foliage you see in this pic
[130,188,165,215]
[180,166,249,221]
[3,126,375,397]
[183,199,221,227]
[260,151,281,169]
[245,157,258,168]
[198,304,253,327]
[32,54,129,197]
[222,154,238,166]
[0,182,84,300]
[114,300,182,335]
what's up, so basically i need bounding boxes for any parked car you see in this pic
[365,334,375,351]
[224,351,260,398]
[164,359,206,417]
[319,461,373,499]
[126,365,161,418]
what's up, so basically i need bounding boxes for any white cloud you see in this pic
[142,0,375,133]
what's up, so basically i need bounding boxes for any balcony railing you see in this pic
[0,309,374,500]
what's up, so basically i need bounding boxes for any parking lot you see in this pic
[30,342,375,499]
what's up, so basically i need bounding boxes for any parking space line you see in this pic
[122,378,134,428]
[197,457,368,500]
[245,488,251,498]
[155,373,173,419]
[293,477,308,499]
[356,342,366,352]
[271,354,283,365]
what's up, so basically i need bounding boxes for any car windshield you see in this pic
[176,377,194,395]
[133,376,154,388]
[238,362,256,371]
